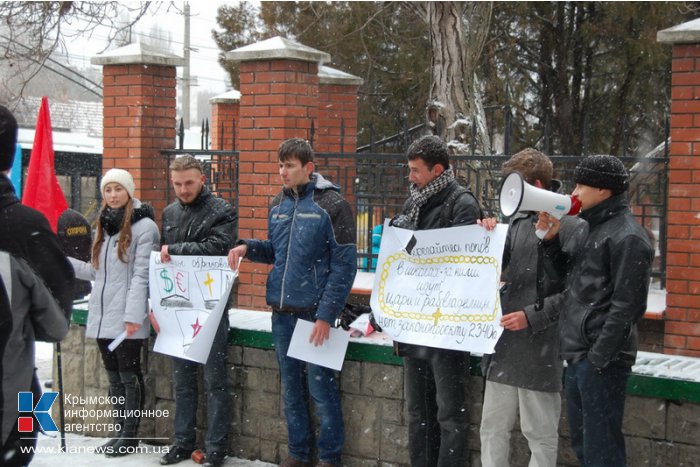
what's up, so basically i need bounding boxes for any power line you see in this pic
[1,34,103,97]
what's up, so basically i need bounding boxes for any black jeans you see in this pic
[565,358,631,467]
[96,338,144,373]
[404,349,470,467]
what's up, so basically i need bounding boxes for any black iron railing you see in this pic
[315,152,668,286]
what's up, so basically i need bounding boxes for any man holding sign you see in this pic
[228,138,357,467]
[389,135,483,467]
[157,155,237,467]
[478,149,586,467]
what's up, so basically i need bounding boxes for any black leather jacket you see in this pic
[162,186,237,255]
[545,193,654,368]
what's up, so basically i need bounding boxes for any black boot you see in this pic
[105,371,142,457]
[97,370,125,453]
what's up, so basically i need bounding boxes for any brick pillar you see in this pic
[210,90,241,151]
[316,66,363,209]
[91,43,184,217]
[658,22,700,357]
[316,66,362,153]
[225,36,331,310]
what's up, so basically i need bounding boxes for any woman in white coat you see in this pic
[69,168,159,457]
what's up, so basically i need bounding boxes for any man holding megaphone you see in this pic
[479,149,587,467]
[536,155,654,467]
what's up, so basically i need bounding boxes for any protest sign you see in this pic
[370,220,508,354]
[149,252,237,363]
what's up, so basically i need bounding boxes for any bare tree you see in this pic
[0,2,169,107]
[411,2,492,154]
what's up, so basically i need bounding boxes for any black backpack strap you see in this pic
[440,185,483,228]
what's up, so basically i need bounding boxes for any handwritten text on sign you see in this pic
[149,253,236,363]
[370,221,508,354]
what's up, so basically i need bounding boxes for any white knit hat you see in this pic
[100,168,135,199]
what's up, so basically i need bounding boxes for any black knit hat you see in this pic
[0,105,18,171]
[574,155,629,194]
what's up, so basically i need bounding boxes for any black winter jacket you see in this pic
[484,212,587,392]
[390,180,482,359]
[545,193,653,368]
[162,186,237,256]
[0,174,74,317]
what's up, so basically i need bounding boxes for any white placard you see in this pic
[370,220,508,354]
[149,252,238,363]
[287,319,351,371]
[107,330,128,352]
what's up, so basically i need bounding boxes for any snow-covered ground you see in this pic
[31,433,274,467]
[31,342,275,467]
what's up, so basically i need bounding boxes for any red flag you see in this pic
[22,96,68,232]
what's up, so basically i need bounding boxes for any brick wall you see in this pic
[664,43,700,357]
[56,325,700,466]
[101,64,177,216]
[210,95,240,151]
[316,82,359,153]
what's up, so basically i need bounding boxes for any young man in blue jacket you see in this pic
[228,138,357,467]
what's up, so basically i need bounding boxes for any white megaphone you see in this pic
[499,172,581,239]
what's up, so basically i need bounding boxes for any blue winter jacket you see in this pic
[243,173,357,324]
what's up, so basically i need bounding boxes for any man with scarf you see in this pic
[390,135,483,467]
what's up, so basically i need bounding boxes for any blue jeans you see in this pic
[404,350,469,467]
[271,311,344,464]
[172,313,230,453]
[565,358,630,467]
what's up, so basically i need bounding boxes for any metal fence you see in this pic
[160,149,239,215]
[315,152,668,286]
[162,118,239,212]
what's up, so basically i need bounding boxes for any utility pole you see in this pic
[182,2,191,127]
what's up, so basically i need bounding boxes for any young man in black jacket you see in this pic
[390,135,482,467]
[158,155,237,467]
[479,149,586,467]
[540,155,654,467]
[0,105,74,465]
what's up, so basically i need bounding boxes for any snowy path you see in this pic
[32,342,274,466]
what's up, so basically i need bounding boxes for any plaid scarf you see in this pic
[403,167,455,229]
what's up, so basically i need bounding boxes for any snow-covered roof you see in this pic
[225,36,330,64]
[14,97,102,138]
[18,128,103,155]
[91,42,185,67]
[319,66,363,86]
[657,18,700,43]
[209,89,241,104]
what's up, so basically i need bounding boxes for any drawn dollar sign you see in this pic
[160,269,174,293]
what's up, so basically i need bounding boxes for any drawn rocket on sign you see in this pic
[156,267,193,308]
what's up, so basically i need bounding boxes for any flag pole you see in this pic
[55,341,66,451]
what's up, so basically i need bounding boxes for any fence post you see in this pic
[232,118,236,151]
[178,118,185,151]
[504,106,512,156]
[340,118,345,153]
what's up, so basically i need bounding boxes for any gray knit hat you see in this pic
[100,168,135,198]
[574,155,629,194]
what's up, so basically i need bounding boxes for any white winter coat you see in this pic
[70,199,159,339]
